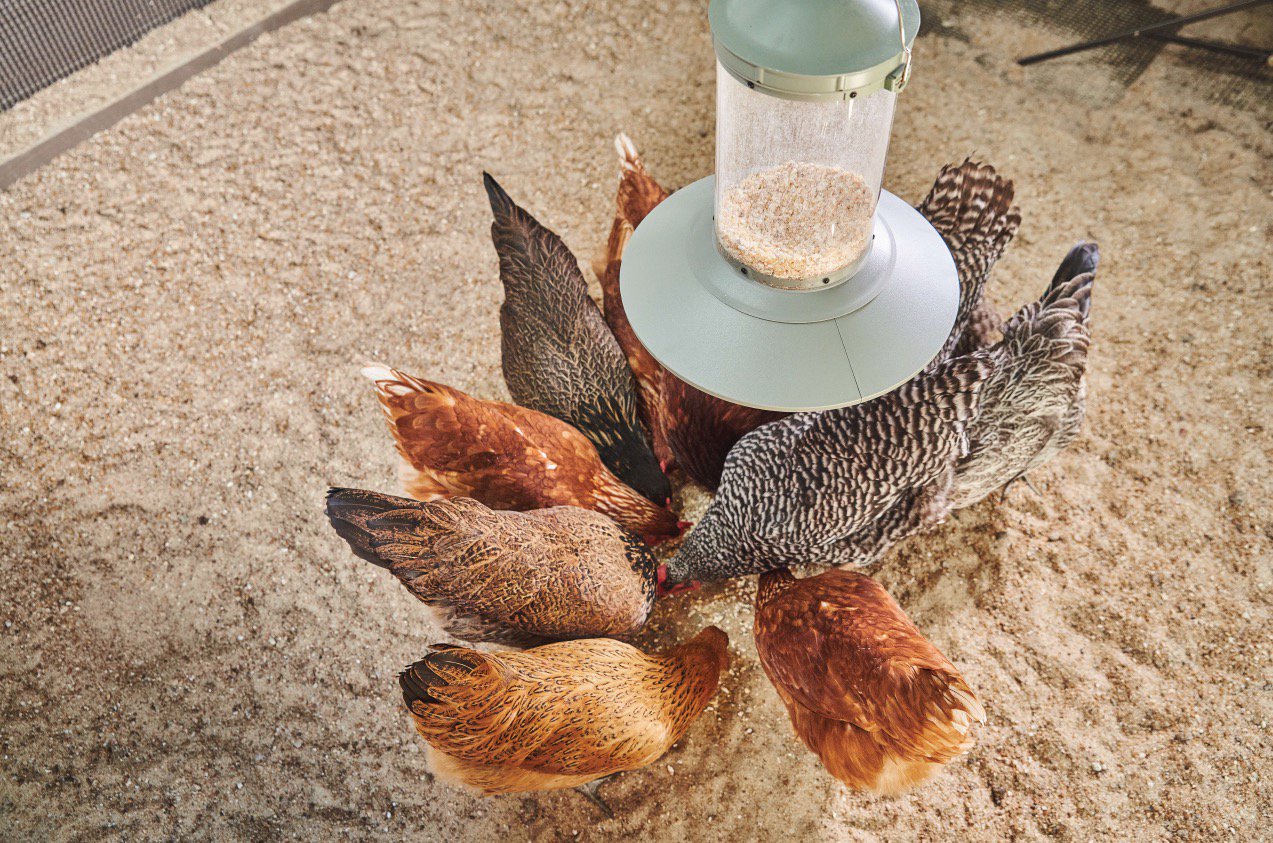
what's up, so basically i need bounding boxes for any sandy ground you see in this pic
[0,1,1270,840]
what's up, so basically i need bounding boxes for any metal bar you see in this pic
[0,0,342,191]
[1143,30,1273,61]
[1016,0,1272,66]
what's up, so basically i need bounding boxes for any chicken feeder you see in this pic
[620,0,958,412]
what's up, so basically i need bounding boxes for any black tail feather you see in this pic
[399,660,443,707]
[482,171,517,220]
[1050,242,1099,289]
[399,648,478,708]
[1043,242,1098,319]
[324,487,420,569]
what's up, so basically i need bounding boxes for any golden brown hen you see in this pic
[754,569,985,795]
[399,627,729,814]
[595,134,674,470]
[325,488,658,646]
[363,365,681,543]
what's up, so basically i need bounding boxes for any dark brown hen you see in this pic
[484,173,671,506]
[325,488,658,646]
[594,134,674,469]
[755,569,984,794]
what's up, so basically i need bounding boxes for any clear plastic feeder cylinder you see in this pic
[714,63,897,290]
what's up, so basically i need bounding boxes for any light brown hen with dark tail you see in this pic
[400,627,728,814]
[325,488,658,646]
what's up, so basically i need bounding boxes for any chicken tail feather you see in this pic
[1049,242,1099,292]
[1043,242,1098,320]
[324,487,414,569]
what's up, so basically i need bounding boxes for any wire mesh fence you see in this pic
[920,0,1270,116]
[0,0,214,111]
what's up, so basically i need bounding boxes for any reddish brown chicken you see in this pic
[658,371,789,491]
[754,569,985,795]
[363,364,679,543]
[595,134,675,470]
[595,134,787,489]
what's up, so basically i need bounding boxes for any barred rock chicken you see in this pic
[754,569,985,794]
[915,159,1021,364]
[325,488,657,645]
[594,134,788,490]
[950,243,1098,507]
[399,627,729,813]
[663,353,994,588]
[484,173,671,506]
[363,365,679,543]
[594,134,674,469]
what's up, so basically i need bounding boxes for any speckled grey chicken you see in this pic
[484,173,671,506]
[325,488,657,646]
[662,353,995,587]
[916,159,1021,363]
[949,243,1098,507]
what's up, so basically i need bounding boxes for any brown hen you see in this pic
[595,134,788,490]
[659,370,789,491]
[325,488,657,646]
[363,364,679,543]
[399,627,728,813]
[594,134,675,469]
[754,569,985,795]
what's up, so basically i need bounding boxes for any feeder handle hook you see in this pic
[892,0,912,91]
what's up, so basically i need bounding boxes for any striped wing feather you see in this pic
[916,160,1022,365]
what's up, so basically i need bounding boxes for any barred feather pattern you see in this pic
[325,489,658,644]
[954,297,1004,357]
[484,173,671,505]
[665,354,995,585]
[399,628,728,794]
[949,243,1098,507]
[916,160,1022,366]
[755,569,985,794]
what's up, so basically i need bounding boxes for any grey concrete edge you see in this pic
[0,0,343,191]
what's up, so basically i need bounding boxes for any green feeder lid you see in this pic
[710,0,920,101]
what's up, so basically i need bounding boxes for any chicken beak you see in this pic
[656,564,701,598]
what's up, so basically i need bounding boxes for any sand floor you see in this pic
[0,1,1269,840]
